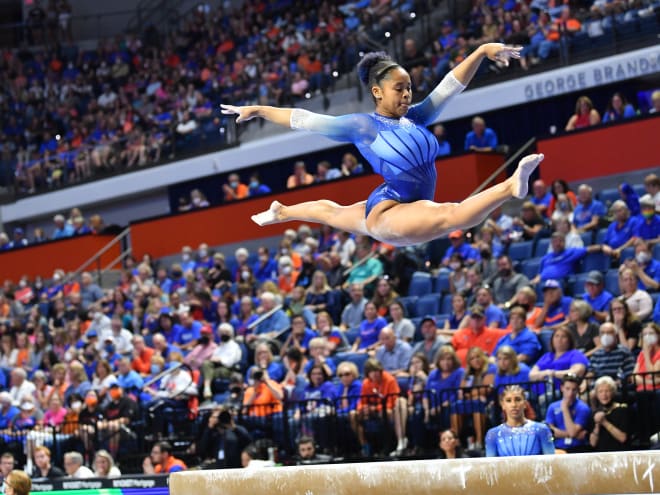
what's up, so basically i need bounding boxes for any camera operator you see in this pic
[196,407,252,469]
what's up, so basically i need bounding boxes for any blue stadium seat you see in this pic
[344,327,361,345]
[581,252,610,273]
[580,231,594,246]
[435,270,451,293]
[409,271,433,296]
[397,296,419,318]
[619,247,635,262]
[434,313,450,327]
[416,293,441,316]
[534,238,550,257]
[569,273,589,297]
[334,352,369,376]
[597,188,620,207]
[632,184,646,198]
[508,241,534,261]
[595,228,608,245]
[653,243,660,260]
[605,269,620,296]
[440,293,453,314]
[650,292,660,313]
[521,258,542,279]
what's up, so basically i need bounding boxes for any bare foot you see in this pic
[511,153,544,199]
[251,201,285,226]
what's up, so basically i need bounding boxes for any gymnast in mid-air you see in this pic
[221,42,544,247]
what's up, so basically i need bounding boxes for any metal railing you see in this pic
[67,227,131,285]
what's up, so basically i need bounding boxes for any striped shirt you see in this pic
[588,345,635,379]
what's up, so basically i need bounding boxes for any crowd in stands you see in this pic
[0,168,657,476]
[2,0,658,198]
[0,0,417,195]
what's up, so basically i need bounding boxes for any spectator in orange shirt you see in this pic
[131,335,154,376]
[143,441,186,474]
[242,368,284,418]
[277,256,299,295]
[286,161,314,189]
[223,173,248,202]
[451,305,508,367]
[355,358,407,457]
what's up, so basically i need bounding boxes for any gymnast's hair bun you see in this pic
[357,51,394,86]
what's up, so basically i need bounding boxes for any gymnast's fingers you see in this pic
[220,104,240,115]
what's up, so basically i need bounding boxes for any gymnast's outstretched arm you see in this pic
[220,104,375,144]
[410,43,521,126]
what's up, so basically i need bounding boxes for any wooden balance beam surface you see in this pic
[170,451,659,495]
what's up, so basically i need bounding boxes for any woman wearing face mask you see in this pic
[448,254,468,295]
[547,179,577,218]
[627,241,660,292]
[632,323,660,442]
[618,268,653,322]
[78,390,103,452]
[550,193,575,225]
[277,256,299,295]
[589,376,630,452]
[633,323,660,391]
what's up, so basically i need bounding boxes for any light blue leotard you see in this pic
[290,72,466,217]
[485,420,555,457]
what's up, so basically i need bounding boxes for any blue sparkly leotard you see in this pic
[484,420,555,457]
[290,73,466,217]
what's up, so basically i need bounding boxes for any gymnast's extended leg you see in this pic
[367,154,543,246]
[252,199,369,235]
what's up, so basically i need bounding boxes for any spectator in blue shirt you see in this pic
[601,92,637,123]
[175,312,202,352]
[582,271,614,323]
[0,392,19,429]
[375,327,413,375]
[545,374,591,452]
[252,246,278,283]
[432,124,451,157]
[494,306,542,364]
[603,201,636,251]
[351,301,387,352]
[529,179,553,218]
[52,214,74,239]
[116,357,144,397]
[464,116,498,152]
[247,172,272,197]
[253,291,290,342]
[626,240,660,292]
[280,314,318,356]
[573,184,606,234]
[442,229,480,267]
[632,194,660,241]
[474,285,508,328]
[533,232,604,284]
[536,279,573,330]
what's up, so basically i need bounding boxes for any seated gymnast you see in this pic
[222,43,544,247]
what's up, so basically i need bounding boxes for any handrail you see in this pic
[467,137,537,197]
[68,227,131,282]
[95,247,133,283]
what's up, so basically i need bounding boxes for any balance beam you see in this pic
[170,451,659,495]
